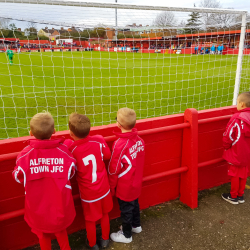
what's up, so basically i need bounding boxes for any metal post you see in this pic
[115,0,118,41]
[233,12,247,105]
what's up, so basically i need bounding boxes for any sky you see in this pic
[0,0,249,30]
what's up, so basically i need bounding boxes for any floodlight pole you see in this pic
[115,0,118,41]
[233,12,247,105]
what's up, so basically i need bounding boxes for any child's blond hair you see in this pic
[30,111,54,140]
[69,112,91,139]
[238,92,250,107]
[117,108,136,130]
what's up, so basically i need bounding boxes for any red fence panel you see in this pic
[197,106,237,190]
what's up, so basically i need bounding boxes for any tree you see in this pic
[177,20,187,34]
[214,8,237,29]
[200,0,238,30]
[37,35,50,40]
[153,11,177,27]
[0,18,9,29]
[199,0,221,28]
[89,27,106,38]
[185,4,202,34]
[9,23,17,31]
[25,22,37,35]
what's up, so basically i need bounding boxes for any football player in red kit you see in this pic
[12,112,76,250]
[109,108,145,243]
[222,92,250,204]
[68,113,113,250]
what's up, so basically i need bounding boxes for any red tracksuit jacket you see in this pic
[69,135,111,202]
[223,108,250,167]
[108,129,145,202]
[12,138,76,233]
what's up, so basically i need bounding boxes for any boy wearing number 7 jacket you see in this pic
[68,113,113,250]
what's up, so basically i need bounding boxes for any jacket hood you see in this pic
[29,138,65,149]
[70,136,90,148]
[238,108,250,125]
[113,128,138,139]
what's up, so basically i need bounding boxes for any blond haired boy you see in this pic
[12,112,76,250]
[222,92,250,204]
[109,108,145,243]
[68,113,112,250]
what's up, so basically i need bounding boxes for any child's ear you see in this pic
[52,129,56,134]
[117,123,122,129]
[29,130,33,136]
[240,102,246,108]
[69,130,75,139]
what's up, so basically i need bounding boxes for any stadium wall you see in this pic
[0,106,238,250]
[19,40,56,45]
[6,45,250,55]
[94,47,250,55]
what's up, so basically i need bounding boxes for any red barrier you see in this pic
[224,48,250,55]
[180,108,198,209]
[19,40,56,45]
[0,106,237,250]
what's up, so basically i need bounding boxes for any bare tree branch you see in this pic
[0,18,10,29]
[153,11,177,27]
[199,0,221,28]
[214,8,237,29]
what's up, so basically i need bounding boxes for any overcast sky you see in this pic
[0,0,249,30]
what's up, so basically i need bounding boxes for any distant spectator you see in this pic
[217,45,222,55]
[210,44,215,54]
[194,46,198,54]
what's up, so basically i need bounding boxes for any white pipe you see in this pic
[233,13,247,105]
[0,0,247,15]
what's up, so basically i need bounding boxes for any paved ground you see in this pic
[24,180,250,250]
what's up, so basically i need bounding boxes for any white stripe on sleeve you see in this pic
[118,155,132,178]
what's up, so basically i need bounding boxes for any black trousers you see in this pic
[117,198,141,238]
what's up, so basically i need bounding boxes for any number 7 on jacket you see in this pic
[83,154,97,183]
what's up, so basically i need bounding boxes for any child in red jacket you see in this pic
[109,108,145,243]
[68,113,113,250]
[222,92,250,204]
[12,112,76,250]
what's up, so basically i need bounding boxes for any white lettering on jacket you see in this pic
[29,158,64,174]
[30,166,63,174]
[129,140,144,160]
[30,158,64,166]
[50,166,64,173]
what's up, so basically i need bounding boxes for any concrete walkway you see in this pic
[24,179,250,250]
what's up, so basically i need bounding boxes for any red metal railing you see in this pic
[198,114,232,124]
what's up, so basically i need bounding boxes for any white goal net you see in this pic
[0,0,249,139]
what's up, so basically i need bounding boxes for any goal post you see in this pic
[233,12,247,105]
[0,0,249,139]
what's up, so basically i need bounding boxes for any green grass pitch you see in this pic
[0,51,242,139]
